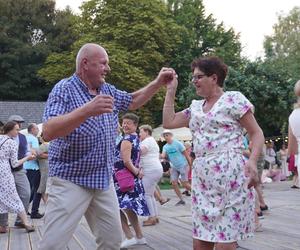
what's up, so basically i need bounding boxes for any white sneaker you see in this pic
[136,237,147,245]
[120,237,138,248]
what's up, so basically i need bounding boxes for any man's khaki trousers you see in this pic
[38,177,122,250]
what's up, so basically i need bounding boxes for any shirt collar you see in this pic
[73,73,103,95]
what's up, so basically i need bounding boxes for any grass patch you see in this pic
[158,178,172,190]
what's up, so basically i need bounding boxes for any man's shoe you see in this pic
[30,212,44,219]
[0,226,7,234]
[175,200,186,206]
[120,237,138,248]
[14,222,26,228]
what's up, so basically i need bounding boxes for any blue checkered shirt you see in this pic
[43,74,132,189]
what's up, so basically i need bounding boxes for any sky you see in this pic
[55,0,299,60]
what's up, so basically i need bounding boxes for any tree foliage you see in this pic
[3,0,297,134]
[167,0,242,109]
[226,61,296,136]
[0,0,79,100]
[40,0,184,125]
[39,0,242,125]
[264,7,300,79]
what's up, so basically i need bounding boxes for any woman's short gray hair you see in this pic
[139,124,153,136]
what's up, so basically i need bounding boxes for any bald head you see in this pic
[76,43,107,72]
[75,43,110,88]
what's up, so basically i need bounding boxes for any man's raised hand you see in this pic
[155,67,177,86]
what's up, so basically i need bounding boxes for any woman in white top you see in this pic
[139,125,163,226]
[288,80,300,187]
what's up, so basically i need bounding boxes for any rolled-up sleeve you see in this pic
[113,88,133,112]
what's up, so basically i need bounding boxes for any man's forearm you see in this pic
[129,80,160,110]
[43,106,89,142]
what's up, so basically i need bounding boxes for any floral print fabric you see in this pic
[185,91,255,242]
[0,135,25,213]
[114,133,149,216]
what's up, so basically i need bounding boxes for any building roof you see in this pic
[0,101,46,128]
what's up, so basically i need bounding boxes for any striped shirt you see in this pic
[43,74,132,189]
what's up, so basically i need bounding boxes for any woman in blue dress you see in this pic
[114,113,149,248]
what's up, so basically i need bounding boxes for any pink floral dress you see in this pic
[184,91,255,243]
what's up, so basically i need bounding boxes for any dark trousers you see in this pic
[26,169,42,214]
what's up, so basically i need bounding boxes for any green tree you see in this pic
[0,0,79,100]
[264,7,300,79]
[226,61,296,136]
[166,0,242,109]
[39,0,184,125]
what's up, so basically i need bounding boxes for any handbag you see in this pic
[115,168,135,193]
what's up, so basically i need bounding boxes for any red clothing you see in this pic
[288,155,297,174]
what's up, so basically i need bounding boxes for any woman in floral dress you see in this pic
[162,57,264,250]
[0,121,35,233]
[113,113,149,248]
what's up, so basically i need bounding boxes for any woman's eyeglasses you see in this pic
[191,74,206,82]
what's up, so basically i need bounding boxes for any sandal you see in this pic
[143,218,156,227]
[24,224,35,233]
[159,198,170,205]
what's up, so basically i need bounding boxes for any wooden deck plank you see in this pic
[0,231,9,250]
[9,227,31,250]
[66,236,83,250]
[73,223,97,250]
[3,180,300,250]
[29,217,43,250]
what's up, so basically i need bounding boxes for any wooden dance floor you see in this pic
[1,181,300,250]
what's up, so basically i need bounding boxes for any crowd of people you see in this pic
[0,43,299,250]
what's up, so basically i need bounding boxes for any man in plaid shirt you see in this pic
[39,43,176,250]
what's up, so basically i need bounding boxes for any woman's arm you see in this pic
[9,141,34,168]
[240,111,264,163]
[140,145,148,155]
[129,68,175,110]
[182,150,192,168]
[120,140,140,176]
[163,77,189,129]
[240,111,264,188]
[38,152,48,159]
